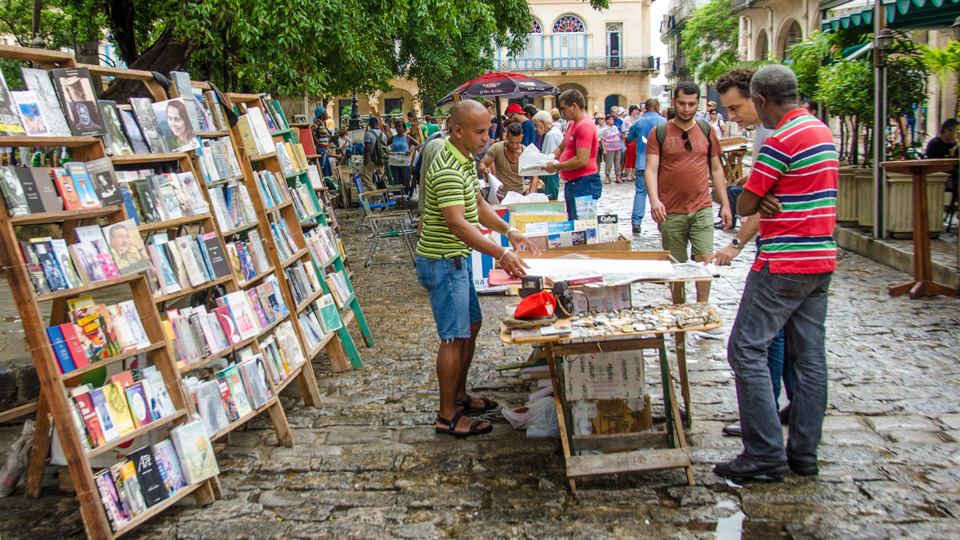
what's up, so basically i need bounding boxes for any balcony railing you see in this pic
[666,55,688,75]
[493,55,660,72]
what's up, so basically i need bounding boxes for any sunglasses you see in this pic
[681,130,693,151]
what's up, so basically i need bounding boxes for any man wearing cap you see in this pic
[506,103,535,147]
[416,99,540,438]
[361,116,385,192]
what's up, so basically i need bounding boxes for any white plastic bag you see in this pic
[0,420,35,497]
[502,396,559,438]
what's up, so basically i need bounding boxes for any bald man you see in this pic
[416,99,540,439]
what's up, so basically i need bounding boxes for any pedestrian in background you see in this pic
[599,114,623,184]
[625,98,667,235]
[531,110,563,200]
[543,89,600,220]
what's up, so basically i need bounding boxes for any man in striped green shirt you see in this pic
[416,99,540,439]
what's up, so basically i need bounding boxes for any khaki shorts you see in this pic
[658,207,714,263]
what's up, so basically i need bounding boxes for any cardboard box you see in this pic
[563,351,644,401]
[571,397,652,436]
[572,284,632,313]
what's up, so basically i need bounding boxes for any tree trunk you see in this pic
[105,0,140,65]
[839,116,846,162]
[852,117,860,165]
[101,26,197,102]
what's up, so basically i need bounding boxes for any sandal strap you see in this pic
[454,394,473,407]
[468,418,487,434]
[435,410,464,430]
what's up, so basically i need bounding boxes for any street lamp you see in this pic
[952,16,960,41]
[875,27,894,67]
[346,91,365,144]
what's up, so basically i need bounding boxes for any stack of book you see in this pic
[0,160,124,217]
[235,108,275,156]
[169,71,230,134]
[196,136,242,184]
[254,169,289,209]
[208,180,257,232]
[297,294,343,349]
[162,275,287,368]
[225,231,270,284]
[114,169,209,225]
[305,226,340,265]
[144,232,232,297]
[183,352,275,437]
[284,259,321,306]
[288,180,320,221]
[323,269,353,308]
[262,320,304,379]
[274,141,307,176]
[270,218,300,261]
[67,365,176,450]
[93,431,210,532]
[21,220,151,295]
[47,296,152,374]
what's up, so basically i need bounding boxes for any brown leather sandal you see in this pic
[435,411,492,438]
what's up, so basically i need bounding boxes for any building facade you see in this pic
[310,0,661,123]
[659,0,703,86]
[731,0,819,62]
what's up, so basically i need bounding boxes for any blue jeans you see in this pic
[727,186,743,223]
[415,255,482,340]
[318,147,333,177]
[728,264,832,464]
[389,165,411,193]
[633,169,648,225]
[563,173,602,220]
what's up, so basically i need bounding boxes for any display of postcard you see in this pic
[0,69,26,136]
[83,157,124,207]
[98,100,134,156]
[118,108,151,154]
[20,68,71,137]
[102,219,151,276]
[11,91,50,136]
[151,98,199,152]
[49,67,107,136]
[0,166,28,216]
[129,98,169,154]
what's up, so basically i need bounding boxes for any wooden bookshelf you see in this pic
[0,46,218,540]
[111,152,188,165]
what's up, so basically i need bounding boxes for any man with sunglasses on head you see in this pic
[645,81,732,303]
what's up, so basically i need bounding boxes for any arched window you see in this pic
[498,18,544,70]
[552,14,587,69]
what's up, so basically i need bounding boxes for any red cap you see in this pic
[505,103,525,115]
[514,290,557,319]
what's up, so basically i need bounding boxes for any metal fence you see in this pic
[493,55,660,72]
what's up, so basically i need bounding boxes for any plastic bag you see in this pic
[0,420,35,497]
[503,396,559,438]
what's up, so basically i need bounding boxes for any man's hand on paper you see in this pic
[507,229,541,258]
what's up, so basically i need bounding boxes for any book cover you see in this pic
[98,100,134,155]
[195,380,229,437]
[170,419,219,485]
[64,162,101,209]
[197,233,220,278]
[255,284,276,324]
[118,107,151,154]
[49,67,106,136]
[70,305,111,361]
[174,236,207,286]
[12,90,50,136]
[94,469,129,531]
[50,167,82,210]
[102,382,135,436]
[74,224,120,280]
[235,115,261,155]
[30,168,62,213]
[90,387,120,442]
[59,322,90,369]
[129,97,169,154]
[213,306,241,345]
[46,325,76,374]
[71,388,105,447]
[597,214,618,243]
[110,462,136,520]
[20,241,50,294]
[125,383,152,428]
[146,243,182,294]
[152,440,187,495]
[169,72,200,130]
[224,292,259,340]
[83,157,124,207]
[216,376,239,422]
[118,182,141,224]
[223,365,253,418]
[127,445,170,508]
[140,368,176,420]
[0,166,29,216]
[118,300,151,349]
[118,460,148,517]
[246,289,269,329]
[15,167,45,214]
[20,67,71,137]
[132,176,162,222]
[0,69,25,136]
[102,219,151,276]
[31,239,68,291]
[153,174,183,220]
[316,294,343,333]
[152,98,199,152]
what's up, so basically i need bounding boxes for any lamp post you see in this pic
[872,25,894,238]
[346,91,365,145]
[953,16,960,41]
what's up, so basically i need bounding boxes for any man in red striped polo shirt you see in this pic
[714,65,838,482]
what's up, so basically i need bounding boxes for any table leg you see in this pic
[660,347,695,486]
[545,343,575,482]
[673,331,692,426]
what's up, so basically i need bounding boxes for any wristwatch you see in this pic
[731,237,743,250]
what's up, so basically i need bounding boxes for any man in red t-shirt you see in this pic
[714,65,838,483]
[544,89,600,220]
[645,81,732,303]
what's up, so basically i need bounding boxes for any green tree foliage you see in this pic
[785,31,842,100]
[922,41,960,119]
[816,59,874,164]
[680,0,738,84]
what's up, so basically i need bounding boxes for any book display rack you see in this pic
[0,45,218,539]
[221,93,372,371]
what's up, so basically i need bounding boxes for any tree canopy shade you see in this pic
[680,0,738,84]
[8,0,605,104]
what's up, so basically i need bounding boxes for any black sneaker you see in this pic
[786,449,819,476]
[632,223,641,234]
[713,454,789,482]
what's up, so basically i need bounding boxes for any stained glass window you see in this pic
[531,19,543,34]
[553,15,585,33]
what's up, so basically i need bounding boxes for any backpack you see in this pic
[655,119,712,165]
[370,130,389,166]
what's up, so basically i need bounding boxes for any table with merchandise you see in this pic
[499,251,720,491]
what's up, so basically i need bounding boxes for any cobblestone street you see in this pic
[2,181,960,539]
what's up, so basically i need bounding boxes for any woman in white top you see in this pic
[529,110,564,200]
[708,109,729,139]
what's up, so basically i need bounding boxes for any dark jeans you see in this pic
[389,165,411,193]
[727,185,743,224]
[728,264,832,463]
[563,173,602,220]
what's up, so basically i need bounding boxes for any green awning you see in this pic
[821,0,960,31]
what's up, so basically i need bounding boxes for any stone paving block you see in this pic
[883,430,947,445]
[258,489,309,507]
[397,485,485,509]
[390,521,443,540]
[270,505,334,523]
[821,429,886,447]
[255,456,320,473]
[308,490,399,508]
[323,426,394,445]
[939,413,960,431]
[183,500,264,521]
[574,487,660,507]
[284,521,389,540]
[176,519,291,540]
[665,486,717,507]
[271,444,342,459]
[283,471,356,491]
[340,441,415,455]
[219,472,284,492]
[821,415,868,432]
[317,452,398,472]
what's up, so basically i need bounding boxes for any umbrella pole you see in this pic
[496,97,503,141]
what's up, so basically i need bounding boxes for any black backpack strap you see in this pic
[695,119,713,158]
[656,122,668,177]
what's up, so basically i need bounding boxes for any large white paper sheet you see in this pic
[486,173,503,204]
[521,256,676,283]
[518,144,558,177]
